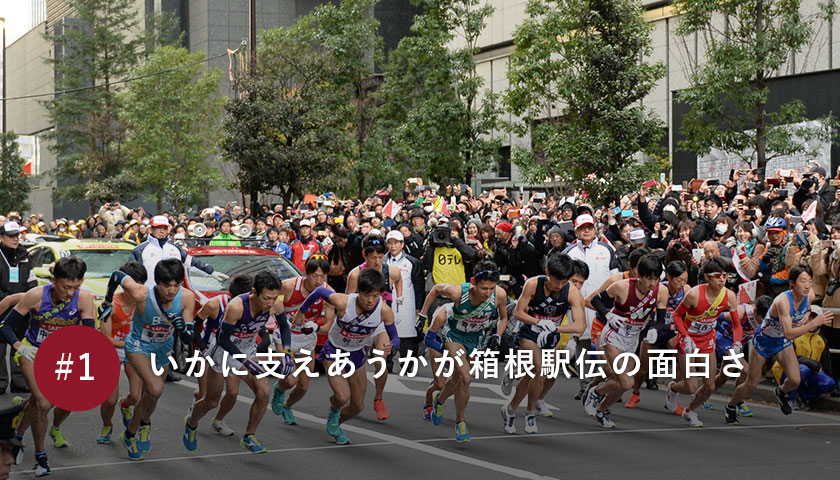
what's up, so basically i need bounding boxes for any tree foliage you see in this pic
[675,0,836,170]
[0,133,32,214]
[381,0,502,185]
[220,24,348,210]
[504,0,665,203]
[312,0,394,198]
[41,0,146,213]
[122,46,223,213]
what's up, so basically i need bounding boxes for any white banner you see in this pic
[696,120,830,182]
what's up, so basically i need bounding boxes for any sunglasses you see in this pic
[309,254,328,261]
[473,269,500,281]
[706,272,727,279]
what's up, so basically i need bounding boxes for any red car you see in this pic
[171,246,306,372]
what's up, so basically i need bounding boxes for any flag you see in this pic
[433,197,450,216]
[802,200,818,224]
[738,280,758,305]
[600,234,615,252]
[382,199,401,219]
[733,245,750,282]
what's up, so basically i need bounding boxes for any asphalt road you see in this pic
[4,363,839,480]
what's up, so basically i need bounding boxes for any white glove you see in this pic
[645,328,658,345]
[565,337,577,356]
[732,341,743,355]
[17,345,38,363]
[537,330,558,349]
[536,319,555,332]
[210,271,230,282]
[680,336,697,355]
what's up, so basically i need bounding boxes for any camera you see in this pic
[827,278,840,297]
[801,176,817,191]
[430,225,453,247]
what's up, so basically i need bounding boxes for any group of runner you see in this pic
[0,235,832,476]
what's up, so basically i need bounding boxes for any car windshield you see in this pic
[71,250,133,278]
[188,254,299,292]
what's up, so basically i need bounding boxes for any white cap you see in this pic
[369,229,383,237]
[299,219,312,227]
[386,230,404,242]
[1,221,21,235]
[151,215,170,227]
[574,214,594,229]
[629,228,647,244]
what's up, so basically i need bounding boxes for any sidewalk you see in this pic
[712,378,840,412]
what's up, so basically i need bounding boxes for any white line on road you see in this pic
[20,374,838,478]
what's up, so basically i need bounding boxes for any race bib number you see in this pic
[141,324,173,343]
[458,317,488,333]
[36,323,63,344]
[232,331,257,350]
[688,321,714,335]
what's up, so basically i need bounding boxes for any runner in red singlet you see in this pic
[270,255,335,425]
[665,257,741,427]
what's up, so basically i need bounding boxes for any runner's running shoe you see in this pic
[96,425,112,444]
[624,393,640,409]
[455,421,470,442]
[501,406,516,435]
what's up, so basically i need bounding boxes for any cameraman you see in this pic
[423,223,477,288]
[794,165,835,211]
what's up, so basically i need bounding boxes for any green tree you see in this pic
[381,0,501,185]
[122,46,223,213]
[220,24,348,210]
[0,133,32,214]
[313,0,393,198]
[504,0,665,202]
[675,0,836,172]
[42,0,146,214]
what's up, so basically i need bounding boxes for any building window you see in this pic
[498,145,511,179]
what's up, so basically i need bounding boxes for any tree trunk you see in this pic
[157,198,163,215]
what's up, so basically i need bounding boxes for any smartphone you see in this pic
[707,179,720,186]
[831,179,840,187]
[621,209,634,217]
[780,169,791,178]
[766,178,781,186]
[746,181,756,189]
[671,185,683,192]
[499,274,512,282]
[745,209,756,216]
[643,179,657,189]
[612,206,622,215]
[692,248,705,262]
[777,189,789,198]
[408,177,418,184]
[535,192,546,199]
[729,169,736,180]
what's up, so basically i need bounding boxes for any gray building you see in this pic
[6,0,419,219]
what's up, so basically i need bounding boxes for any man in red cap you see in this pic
[129,215,228,288]
[564,213,619,399]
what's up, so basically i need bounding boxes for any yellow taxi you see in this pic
[27,239,136,306]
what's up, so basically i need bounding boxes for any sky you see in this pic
[1,0,32,47]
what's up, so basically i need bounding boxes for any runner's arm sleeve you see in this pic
[589,291,613,320]
[218,322,244,356]
[0,309,25,345]
[274,312,291,347]
[652,308,667,331]
[300,286,333,313]
[105,270,129,303]
[730,308,743,344]
[672,301,689,337]
[385,322,400,350]
[192,316,208,351]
